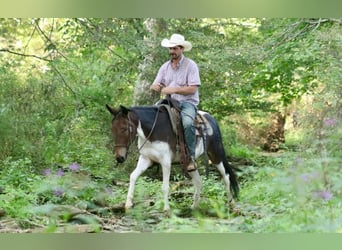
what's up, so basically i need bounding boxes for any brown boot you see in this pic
[186,160,197,172]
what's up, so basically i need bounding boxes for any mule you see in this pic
[106,103,239,212]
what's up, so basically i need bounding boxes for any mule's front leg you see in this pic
[125,156,152,210]
[161,163,171,213]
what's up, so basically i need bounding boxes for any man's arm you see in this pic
[161,85,198,96]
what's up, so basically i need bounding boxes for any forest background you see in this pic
[0,18,341,232]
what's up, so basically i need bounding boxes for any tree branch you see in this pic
[0,48,51,62]
[75,18,127,61]
[33,19,70,63]
[50,64,77,98]
[0,48,79,99]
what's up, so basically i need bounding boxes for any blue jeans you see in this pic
[180,102,197,159]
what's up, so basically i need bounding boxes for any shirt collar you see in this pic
[170,55,185,69]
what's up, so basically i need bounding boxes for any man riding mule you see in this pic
[150,34,200,173]
[106,34,239,212]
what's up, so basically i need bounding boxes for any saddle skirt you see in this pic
[159,104,213,137]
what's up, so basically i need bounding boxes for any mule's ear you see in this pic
[119,105,130,115]
[106,104,119,116]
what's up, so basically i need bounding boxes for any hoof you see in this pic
[186,161,197,172]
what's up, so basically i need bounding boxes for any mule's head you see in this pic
[106,104,137,163]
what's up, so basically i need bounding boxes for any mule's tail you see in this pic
[204,113,240,199]
[222,153,240,199]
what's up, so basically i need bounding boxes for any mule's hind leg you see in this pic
[215,162,233,202]
[126,155,152,210]
[188,169,202,209]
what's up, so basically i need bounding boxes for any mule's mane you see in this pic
[130,106,167,132]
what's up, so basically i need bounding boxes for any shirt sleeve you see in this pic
[187,61,201,86]
[153,64,165,84]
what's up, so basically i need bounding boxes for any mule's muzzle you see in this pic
[116,156,126,163]
[114,147,127,164]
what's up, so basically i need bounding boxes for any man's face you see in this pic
[169,46,183,60]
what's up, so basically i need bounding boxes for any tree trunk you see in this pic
[133,18,167,105]
[262,112,286,152]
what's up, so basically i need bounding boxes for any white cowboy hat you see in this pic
[161,34,192,51]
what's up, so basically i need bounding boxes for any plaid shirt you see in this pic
[153,55,201,106]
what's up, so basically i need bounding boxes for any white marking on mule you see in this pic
[125,122,203,211]
[198,111,213,136]
[188,170,202,209]
[194,137,204,159]
[125,120,233,212]
[126,123,173,211]
[125,155,152,209]
[214,162,233,202]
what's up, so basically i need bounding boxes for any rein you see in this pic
[114,106,161,153]
[137,105,161,152]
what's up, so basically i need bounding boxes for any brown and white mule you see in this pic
[106,104,239,212]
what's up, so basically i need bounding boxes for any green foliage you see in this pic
[0,158,42,218]
[0,18,341,232]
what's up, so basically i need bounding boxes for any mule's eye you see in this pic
[121,127,128,133]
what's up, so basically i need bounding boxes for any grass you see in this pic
[1,146,341,232]
[1,113,341,233]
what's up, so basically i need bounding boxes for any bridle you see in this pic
[113,106,161,153]
[113,112,136,150]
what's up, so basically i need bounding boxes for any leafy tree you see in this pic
[0,17,341,162]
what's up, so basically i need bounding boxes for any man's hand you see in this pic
[150,83,164,92]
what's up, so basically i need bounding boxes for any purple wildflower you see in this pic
[295,157,303,165]
[105,187,113,194]
[69,163,80,171]
[53,187,64,197]
[300,172,320,182]
[43,169,52,176]
[56,168,64,177]
[300,173,311,182]
[314,190,333,201]
[323,118,336,127]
